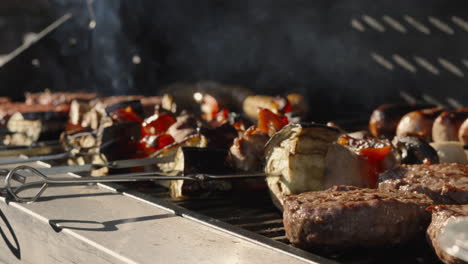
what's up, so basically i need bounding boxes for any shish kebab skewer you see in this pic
[0,155,174,176]
[0,137,175,167]
[4,165,266,204]
[3,119,441,205]
[0,133,206,173]
[0,151,90,166]
[4,126,440,204]
[2,104,295,203]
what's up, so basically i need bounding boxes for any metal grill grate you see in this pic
[113,181,441,264]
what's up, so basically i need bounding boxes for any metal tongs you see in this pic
[4,165,266,204]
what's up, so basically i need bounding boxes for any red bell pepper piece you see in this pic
[257,108,288,136]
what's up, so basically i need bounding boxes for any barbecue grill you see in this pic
[0,1,468,263]
[0,134,442,264]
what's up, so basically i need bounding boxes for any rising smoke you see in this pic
[2,0,468,120]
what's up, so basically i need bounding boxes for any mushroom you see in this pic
[392,136,439,165]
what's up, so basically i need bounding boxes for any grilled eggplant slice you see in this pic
[165,147,232,198]
[98,121,141,161]
[265,123,373,209]
[155,134,208,172]
[265,123,388,209]
[199,123,238,149]
[265,124,340,204]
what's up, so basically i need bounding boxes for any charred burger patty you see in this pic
[283,185,433,250]
[378,163,468,205]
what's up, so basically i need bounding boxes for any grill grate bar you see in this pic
[270,235,289,242]
[219,212,281,223]
[252,227,285,237]
[237,219,284,228]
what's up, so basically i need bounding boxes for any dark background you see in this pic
[0,0,467,121]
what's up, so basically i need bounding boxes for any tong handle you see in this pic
[4,166,189,203]
[5,165,265,203]
[6,166,50,203]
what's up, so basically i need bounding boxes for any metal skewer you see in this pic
[0,13,72,68]
[0,142,63,157]
[0,152,79,166]
[0,155,174,176]
[4,165,266,204]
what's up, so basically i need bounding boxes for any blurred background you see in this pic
[0,0,467,121]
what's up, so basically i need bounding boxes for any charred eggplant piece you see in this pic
[392,136,439,165]
[98,121,141,161]
[155,134,208,172]
[105,100,144,119]
[163,147,232,198]
[199,123,238,149]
